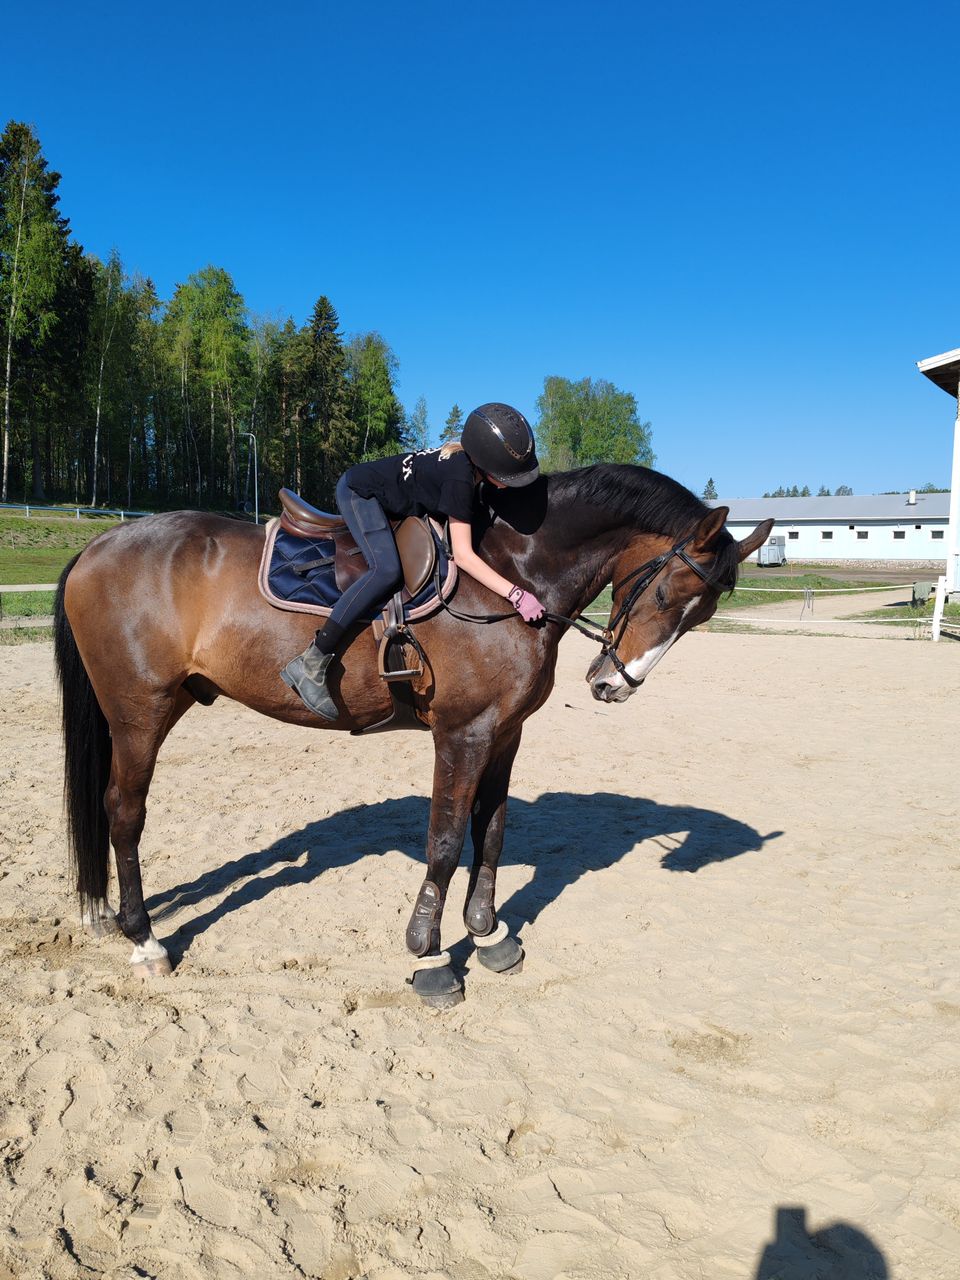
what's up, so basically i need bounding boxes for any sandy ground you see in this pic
[1,629,959,1280]
[712,587,925,640]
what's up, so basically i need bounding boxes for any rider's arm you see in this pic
[448,518,516,599]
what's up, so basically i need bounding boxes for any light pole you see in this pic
[240,431,259,525]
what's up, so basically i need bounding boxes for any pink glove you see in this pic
[508,585,545,623]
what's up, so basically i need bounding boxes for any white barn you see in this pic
[710,492,950,564]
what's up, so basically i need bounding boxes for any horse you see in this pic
[53,464,772,1008]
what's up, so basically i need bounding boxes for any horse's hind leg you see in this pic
[464,730,524,975]
[105,690,189,978]
[81,899,119,937]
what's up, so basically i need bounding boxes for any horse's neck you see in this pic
[482,502,651,619]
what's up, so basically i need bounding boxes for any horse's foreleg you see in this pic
[464,730,524,974]
[405,726,493,1008]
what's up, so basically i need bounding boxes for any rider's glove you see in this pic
[507,585,546,623]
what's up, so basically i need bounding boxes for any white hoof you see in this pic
[81,901,120,938]
[129,931,171,979]
[131,956,173,980]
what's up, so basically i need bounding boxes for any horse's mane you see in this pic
[548,464,740,591]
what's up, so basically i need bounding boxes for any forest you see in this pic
[0,120,654,514]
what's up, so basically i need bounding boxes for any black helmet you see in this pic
[461,403,539,487]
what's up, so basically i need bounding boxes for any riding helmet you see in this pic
[461,403,539,487]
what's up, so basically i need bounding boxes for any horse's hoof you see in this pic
[476,935,524,974]
[81,903,120,937]
[86,915,121,939]
[130,956,173,980]
[410,965,464,1010]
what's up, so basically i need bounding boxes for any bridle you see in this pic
[435,531,716,688]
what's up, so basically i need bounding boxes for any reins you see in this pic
[432,532,714,686]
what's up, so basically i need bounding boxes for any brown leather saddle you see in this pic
[278,488,437,605]
[276,491,438,732]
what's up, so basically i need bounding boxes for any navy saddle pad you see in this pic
[263,522,452,622]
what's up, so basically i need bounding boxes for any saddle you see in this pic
[277,488,438,602]
[258,489,459,733]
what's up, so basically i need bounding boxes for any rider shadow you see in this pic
[145,792,781,957]
[754,1206,888,1278]
[498,791,782,929]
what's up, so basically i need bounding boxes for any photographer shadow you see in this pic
[754,1206,888,1279]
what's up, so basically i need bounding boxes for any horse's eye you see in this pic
[655,585,667,610]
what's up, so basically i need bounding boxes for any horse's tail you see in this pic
[54,555,111,915]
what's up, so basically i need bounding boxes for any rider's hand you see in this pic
[507,585,545,623]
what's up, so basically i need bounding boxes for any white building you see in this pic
[711,492,949,563]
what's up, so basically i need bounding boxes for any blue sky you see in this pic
[5,0,959,497]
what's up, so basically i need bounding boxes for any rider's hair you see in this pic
[439,441,464,460]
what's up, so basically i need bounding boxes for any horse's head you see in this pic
[588,508,774,703]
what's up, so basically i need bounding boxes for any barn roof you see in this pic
[917,348,960,397]
[709,493,950,522]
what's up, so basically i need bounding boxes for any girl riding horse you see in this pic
[281,403,546,719]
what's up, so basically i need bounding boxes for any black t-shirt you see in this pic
[343,449,477,523]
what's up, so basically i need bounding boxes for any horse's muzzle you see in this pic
[586,654,642,703]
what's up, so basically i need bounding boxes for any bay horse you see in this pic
[54,464,772,1007]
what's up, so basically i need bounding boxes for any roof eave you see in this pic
[917,348,960,397]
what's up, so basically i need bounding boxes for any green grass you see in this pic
[0,513,119,585]
[0,590,55,617]
[852,600,960,621]
[723,573,883,610]
[585,572,883,617]
[0,624,54,645]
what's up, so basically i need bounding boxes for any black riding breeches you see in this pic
[317,475,403,647]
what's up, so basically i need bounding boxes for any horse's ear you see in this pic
[737,518,775,562]
[691,506,729,550]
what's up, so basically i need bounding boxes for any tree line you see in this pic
[1,120,655,513]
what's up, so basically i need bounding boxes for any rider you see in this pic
[281,402,546,719]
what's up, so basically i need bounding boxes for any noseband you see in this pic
[435,531,715,689]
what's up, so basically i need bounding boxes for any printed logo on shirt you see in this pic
[401,447,440,482]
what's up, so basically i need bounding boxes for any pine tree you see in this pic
[441,403,463,443]
[302,295,348,504]
[817,485,830,496]
[702,477,718,500]
[405,396,429,451]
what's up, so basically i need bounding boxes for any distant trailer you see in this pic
[757,535,787,567]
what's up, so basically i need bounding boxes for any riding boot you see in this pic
[280,642,338,720]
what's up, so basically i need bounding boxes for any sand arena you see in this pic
[1,629,958,1279]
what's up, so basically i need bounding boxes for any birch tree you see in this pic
[88,249,123,505]
[0,123,65,501]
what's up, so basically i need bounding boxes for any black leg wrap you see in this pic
[475,934,524,974]
[410,964,464,1010]
[464,866,496,936]
[406,880,443,957]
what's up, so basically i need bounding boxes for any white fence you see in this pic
[0,502,150,521]
[3,581,958,641]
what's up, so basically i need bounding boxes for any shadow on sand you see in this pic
[145,790,781,958]
[754,1206,888,1278]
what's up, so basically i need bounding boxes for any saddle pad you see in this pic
[258,517,457,622]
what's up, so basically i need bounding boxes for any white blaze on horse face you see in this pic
[623,596,702,687]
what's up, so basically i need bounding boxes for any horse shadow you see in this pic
[754,1206,888,1278]
[144,791,782,957]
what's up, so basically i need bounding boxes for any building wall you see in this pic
[728,519,949,562]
